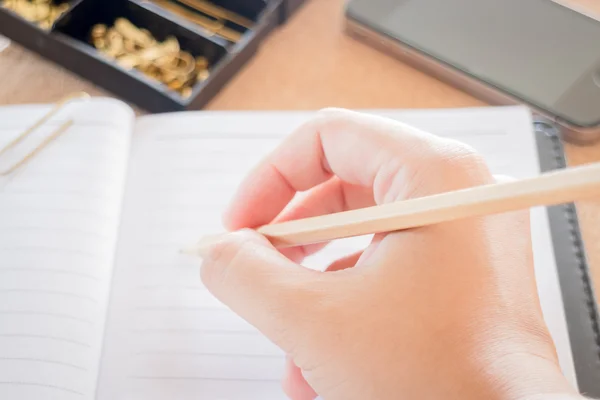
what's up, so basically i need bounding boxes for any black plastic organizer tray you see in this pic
[0,0,306,112]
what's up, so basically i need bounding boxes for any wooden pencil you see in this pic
[184,161,600,252]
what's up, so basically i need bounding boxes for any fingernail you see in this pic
[181,234,222,258]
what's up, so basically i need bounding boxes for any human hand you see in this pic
[198,109,579,400]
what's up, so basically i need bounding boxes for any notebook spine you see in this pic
[535,118,600,395]
[548,125,600,357]
[563,202,600,358]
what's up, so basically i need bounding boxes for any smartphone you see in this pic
[344,0,600,144]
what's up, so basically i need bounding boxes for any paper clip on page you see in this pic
[0,92,90,176]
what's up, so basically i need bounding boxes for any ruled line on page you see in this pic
[0,289,99,303]
[0,334,91,347]
[136,284,206,291]
[0,246,106,262]
[132,263,194,270]
[134,306,224,311]
[0,198,115,214]
[129,376,280,382]
[4,185,114,199]
[0,311,94,325]
[132,351,282,359]
[0,120,126,131]
[0,358,88,371]
[0,254,106,270]
[0,267,101,281]
[17,169,119,181]
[0,381,84,395]
[130,328,262,336]
[2,188,113,199]
[0,227,112,240]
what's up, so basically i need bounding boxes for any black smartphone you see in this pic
[344,0,600,143]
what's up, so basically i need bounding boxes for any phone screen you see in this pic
[347,0,600,127]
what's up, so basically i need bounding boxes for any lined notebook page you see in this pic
[0,99,134,399]
[97,106,576,399]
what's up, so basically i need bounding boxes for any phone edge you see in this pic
[343,15,600,145]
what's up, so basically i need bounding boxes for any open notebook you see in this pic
[0,98,598,399]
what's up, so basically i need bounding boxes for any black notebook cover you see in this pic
[534,119,600,397]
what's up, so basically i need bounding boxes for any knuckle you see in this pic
[438,139,485,168]
[315,107,349,120]
[428,139,491,182]
[313,108,357,131]
[403,139,493,197]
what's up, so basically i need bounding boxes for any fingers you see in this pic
[224,108,492,231]
[279,242,329,264]
[274,177,375,223]
[325,251,364,272]
[274,177,374,262]
[282,357,318,400]
[199,229,334,353]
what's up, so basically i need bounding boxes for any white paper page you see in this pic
[98,106,575,399]
[0,99,134,399]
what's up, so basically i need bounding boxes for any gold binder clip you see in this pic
[0,92,90,176]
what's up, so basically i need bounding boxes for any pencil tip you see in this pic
[180,234,224,258]
[179,244,199,256]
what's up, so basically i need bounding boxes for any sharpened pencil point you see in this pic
[179,234,223,258]
[179,244,200,256]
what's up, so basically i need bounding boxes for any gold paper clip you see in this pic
[0,92,90,176]
[146,0,243,43]
[175,0,253,29]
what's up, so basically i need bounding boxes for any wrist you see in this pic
[475,339,579,400]
[499,353,579,400]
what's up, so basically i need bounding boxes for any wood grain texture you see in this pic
[1,0,600,295]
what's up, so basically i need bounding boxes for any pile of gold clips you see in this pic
[1,0,69,30]
[146,0,252,43]
[90,18,210,99]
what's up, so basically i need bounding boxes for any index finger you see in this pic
[223,108,476,230]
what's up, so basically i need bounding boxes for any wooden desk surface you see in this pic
[1,0,600,296]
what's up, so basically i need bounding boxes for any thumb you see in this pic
[197,229,328,353]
